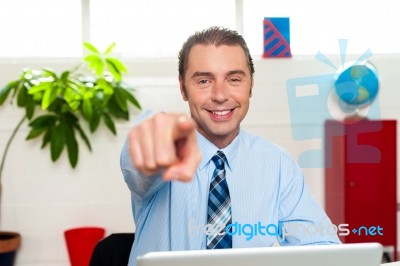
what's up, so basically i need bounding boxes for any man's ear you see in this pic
[179,75,188,101]
[249,79,254,98]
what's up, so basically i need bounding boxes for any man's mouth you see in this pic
[212,110,231,116]
[207,108,235,120]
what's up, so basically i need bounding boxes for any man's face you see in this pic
[179,44,253,148]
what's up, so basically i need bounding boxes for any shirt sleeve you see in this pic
[119,109,166,201]
[277,153,341,246]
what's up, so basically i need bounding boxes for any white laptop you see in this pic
[137,242,383,266]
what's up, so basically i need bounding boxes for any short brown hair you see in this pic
[178,26,255,80]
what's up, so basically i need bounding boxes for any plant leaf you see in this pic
[95,78,114,102]
[113,88,128,112]
[83,42,100,54]
[26,127,47,140]
[89,111,101,132]
[41,128,51,149]
[28,82,51,94]
[25,97,36,119]
[65,124,78,167]
[107,97,129,120]
[120,87,141,110]
[64,81,83,111]
[12,79,24,98]
[84,54,104,76]
[42,69,58,80]
[104,42,116,55]
[60,71,70,81]
[50,124,66,161]
[67,79,85,95]
[82,98,93,120]
[29,115,57,128]
[105,59,121,81]
[0,80,19,104]
[106,57,127,74]
[102,113,116,135]
[74,123,92,151]
[16,84,28,107]
[42,85,59,110]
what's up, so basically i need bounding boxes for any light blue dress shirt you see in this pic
[120,111,340,266]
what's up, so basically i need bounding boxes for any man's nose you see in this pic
[211,80,229,103]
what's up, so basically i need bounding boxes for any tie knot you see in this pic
[211,151,226,170]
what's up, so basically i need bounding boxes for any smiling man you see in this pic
[181,43,252,149]
[120,27,340,266]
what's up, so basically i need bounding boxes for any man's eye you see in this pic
[229,78,241,83]
[199,80,209,84]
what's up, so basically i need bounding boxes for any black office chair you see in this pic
[89,233,135,266]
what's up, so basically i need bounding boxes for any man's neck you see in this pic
[197,129,240,149]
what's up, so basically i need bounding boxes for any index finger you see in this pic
[163,121,201,182]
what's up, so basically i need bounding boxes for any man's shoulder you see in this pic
[239,130,291,157]
[238,130,299,170]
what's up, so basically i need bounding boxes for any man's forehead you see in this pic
[188,43,244,54]
[186,44,248,73]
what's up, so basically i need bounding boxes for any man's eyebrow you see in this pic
[227,70,246,76]
[191,70,246,79]
[191,72,214,79]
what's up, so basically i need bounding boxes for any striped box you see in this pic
[263,17,292,58]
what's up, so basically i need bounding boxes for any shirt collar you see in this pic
[196,130,241,172]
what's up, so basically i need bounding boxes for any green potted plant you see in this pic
[0,42,141,265]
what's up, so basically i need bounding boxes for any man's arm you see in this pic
[277,154,341,245]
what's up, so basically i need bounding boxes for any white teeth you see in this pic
[212,110,230,116]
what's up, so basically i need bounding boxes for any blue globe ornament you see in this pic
[334,61,379,108]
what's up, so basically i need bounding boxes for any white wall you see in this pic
[0,54,399,265]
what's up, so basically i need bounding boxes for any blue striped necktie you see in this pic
[207,151,232,249]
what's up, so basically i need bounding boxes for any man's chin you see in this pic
[210,127,240,140]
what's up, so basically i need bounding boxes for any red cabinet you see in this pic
[325,119,397,260]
